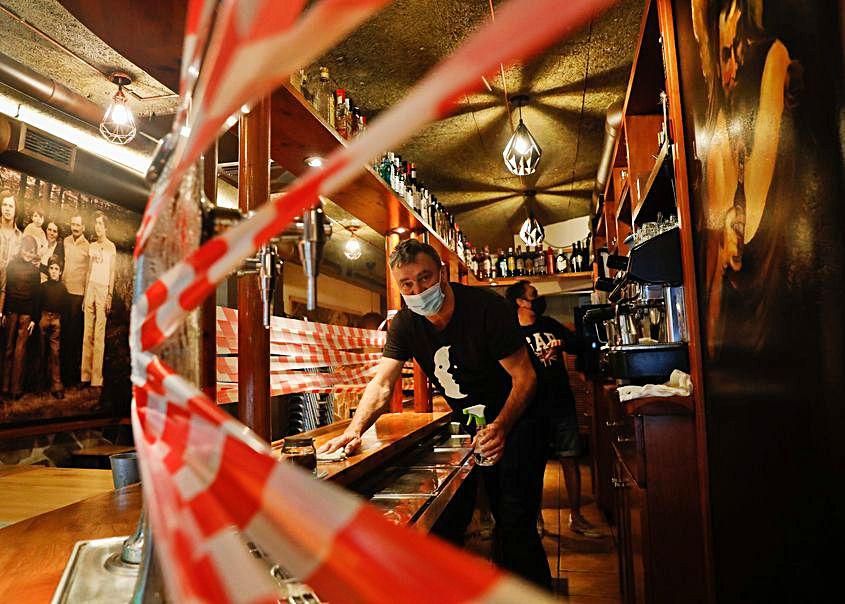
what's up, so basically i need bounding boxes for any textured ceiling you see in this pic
[317,0,643,248]
[0,0,180,121]
[2,0,645,280]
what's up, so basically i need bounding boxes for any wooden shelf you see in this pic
[631,140,672,224]
[614,182,631,223]
[469,271,593,288]
[269,84,467,272]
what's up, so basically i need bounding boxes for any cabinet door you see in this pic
[626,471,647,604]
[615,458,648,604]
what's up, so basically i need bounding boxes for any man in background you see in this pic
[62,213,89,385]
[81,211,115,391]
[506,279,600,537]
[0,235,40,400]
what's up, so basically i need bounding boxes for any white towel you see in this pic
[617,369,693,402]
[316,449,347,462]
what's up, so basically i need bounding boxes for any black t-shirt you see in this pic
[383,283,527,424]
[520,315,577,419]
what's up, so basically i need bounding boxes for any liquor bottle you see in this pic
[555,247,569,273]
[409,164,419,213]
[335,89,349,138]
[470,247,479,277]
[455,224,464,259]
[569,242,580,272]
[545,245,555,274]
[343,97,352,139]
[513,245,524,276]
[350,106,360,137]
[489,248,499,279]
[534,246,544,275]
[482,246,492,280]
[316,67,335,127]
[506,247,515,277]
[358,114,367,136]
[581,235,591,270]
[381,152,393,183]
[524,245,534,276]
[299,70,314,104]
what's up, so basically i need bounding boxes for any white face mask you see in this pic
[402,281,445,316]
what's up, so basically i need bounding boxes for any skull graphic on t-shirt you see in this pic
[433,345,467,399]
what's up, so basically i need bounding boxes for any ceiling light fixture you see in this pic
[100,72,137,145]
[503,94,541,176]
[344,225,363,260]
[305,156,324,168]
[519,190,545,246]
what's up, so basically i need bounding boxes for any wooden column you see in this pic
[409,231,431,412]
[385,232,405,413]
[238,98,272,440]
[200,141,218,401]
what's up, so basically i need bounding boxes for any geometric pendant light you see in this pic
[99,72,137,145]
[503,95,542,176]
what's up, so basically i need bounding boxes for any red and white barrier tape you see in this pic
[132,0,614,601]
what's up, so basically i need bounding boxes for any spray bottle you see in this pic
[463,404,494,466]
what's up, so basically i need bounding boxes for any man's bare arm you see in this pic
[318,357,404,454]
[475,346,537,461]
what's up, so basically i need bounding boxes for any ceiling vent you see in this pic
[16,124,77,171]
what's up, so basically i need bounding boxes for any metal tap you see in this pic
[295,201,331,311]
[258,243,280,328]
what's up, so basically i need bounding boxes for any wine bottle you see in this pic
[524,245,534,275]
[556,247,568,273]
[316,67,334,127]
[334,89,348,138]
[506,247,515,277]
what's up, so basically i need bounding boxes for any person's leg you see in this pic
[91,285,107,387]
[49,316,63,394]
[554,407,599,536]
[431,469,478,547]
[3,313,20,393]
[484,418,551,590]
[11,314,31,396]
[81,293,94,384]
[63,294,83,385]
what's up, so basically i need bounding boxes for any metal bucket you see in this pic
[109,451,139,489]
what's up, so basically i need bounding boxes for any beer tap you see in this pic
[258,242,280,328]
[296,201,331,311]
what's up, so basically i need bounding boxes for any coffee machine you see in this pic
[590,226,689,381]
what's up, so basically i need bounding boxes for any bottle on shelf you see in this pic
[545,245,555,275]
[482,246,492,280]
[358,114,367,136]
[581,234,592,271]
[555,247,569,274]
[524,245,534,276]
[514,245,525,276]
[299,69,313,104]
[535,246,545,275]
[490,248,499,280]
[315,67,334,127]
[506,247,515,277]
[350,105,360,137]
[335,89,349,138]
[569,242,580,273]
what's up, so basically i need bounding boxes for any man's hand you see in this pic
[473,422,507,464]
[318,431,361,456]
[27,320,35,335]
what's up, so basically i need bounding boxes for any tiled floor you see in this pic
[465,458,620,601]
[542,459,621,602]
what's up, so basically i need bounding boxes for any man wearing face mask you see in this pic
[320,239,550,589]
[506,280,599,538]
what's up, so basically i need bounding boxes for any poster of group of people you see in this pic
[0,166,138,424]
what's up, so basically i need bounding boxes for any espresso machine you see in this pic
[588,226,689,382]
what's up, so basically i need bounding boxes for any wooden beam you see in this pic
[238,97,272,441]
[200,141,218,401]
[385,232,405,413]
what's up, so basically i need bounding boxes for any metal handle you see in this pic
[605,420,624,427]
[611,477,629,489]
[616,435,635,443]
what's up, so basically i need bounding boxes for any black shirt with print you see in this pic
[520,315,577,419]
[383,282,531,425]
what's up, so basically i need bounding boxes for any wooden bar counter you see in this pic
[0,411,455,602]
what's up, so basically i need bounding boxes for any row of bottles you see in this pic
[373,152,471,260]
[466,238,591,280]
[292,68,594,282]
[296,67,367,139]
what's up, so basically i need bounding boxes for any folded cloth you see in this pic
[316,448,347,462]
[617,369,693,402]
